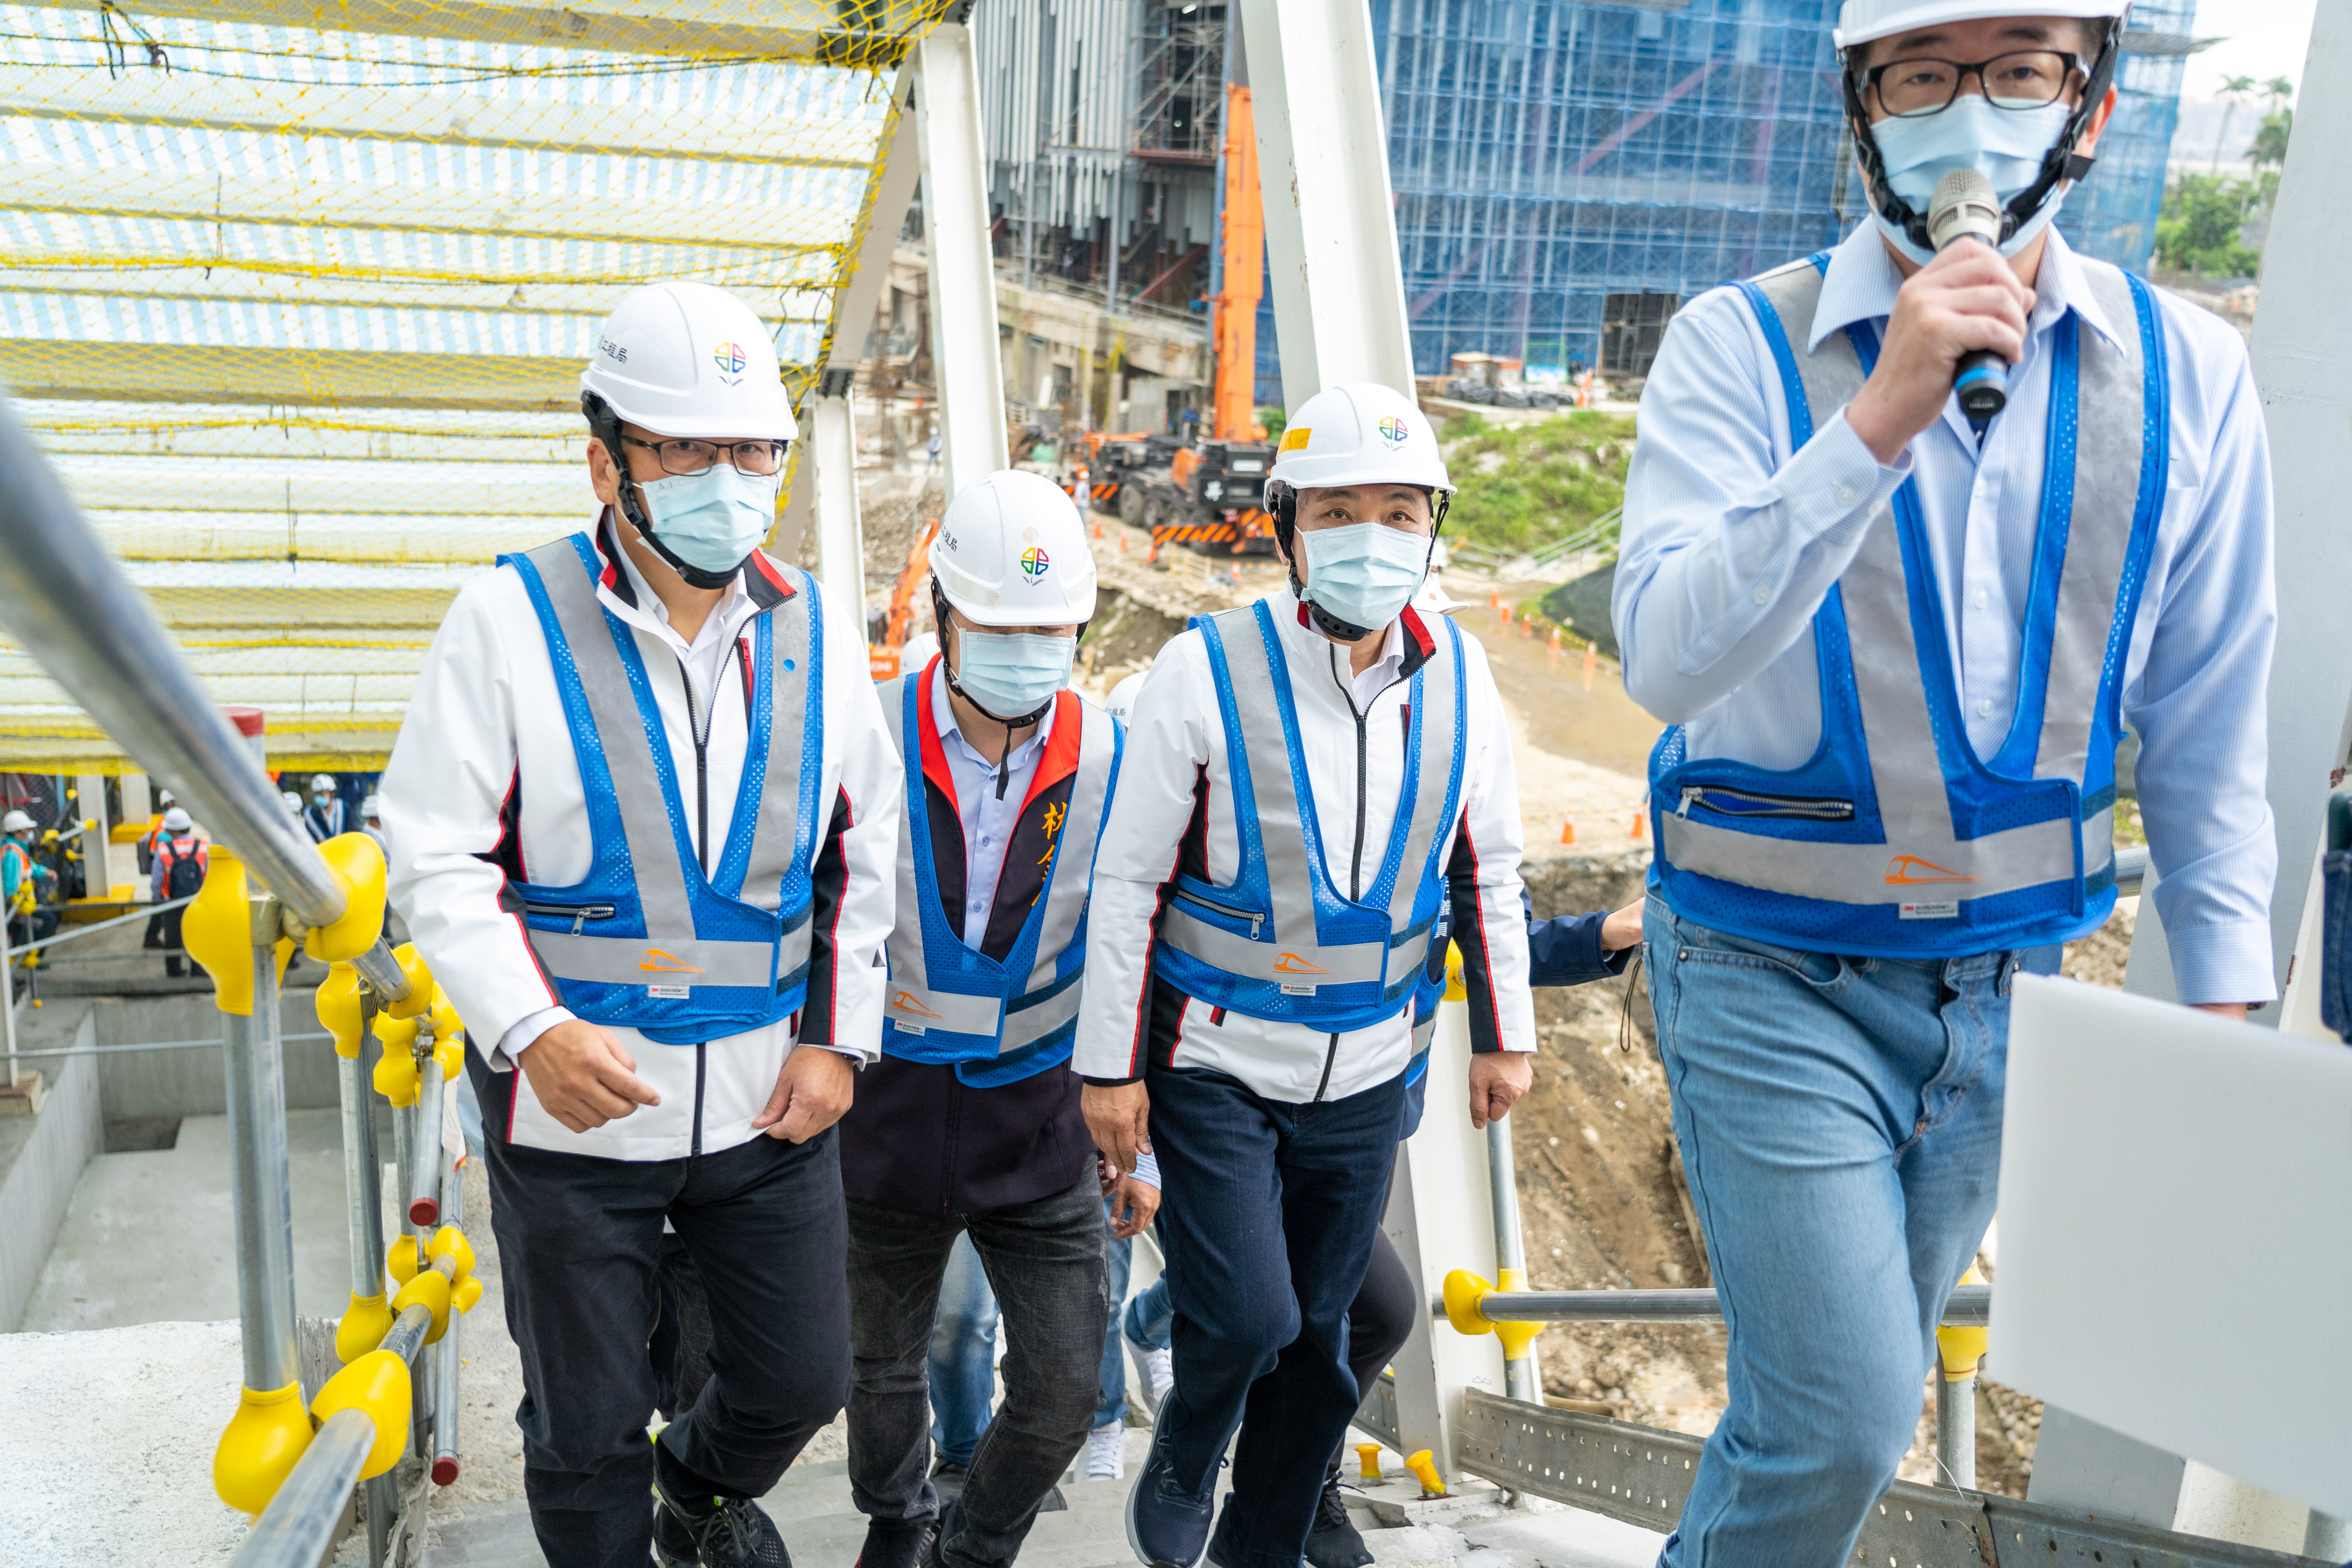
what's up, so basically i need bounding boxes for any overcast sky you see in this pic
[2182,0,2316,98]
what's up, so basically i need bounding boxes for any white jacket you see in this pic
[1075,594,1535,1103]
[381,512,899,1160]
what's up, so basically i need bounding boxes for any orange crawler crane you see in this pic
[868,515,941,681]
[1127,79,1278,557]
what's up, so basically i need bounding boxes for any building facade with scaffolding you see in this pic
[977,0,2194,401]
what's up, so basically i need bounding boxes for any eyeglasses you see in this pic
[1861,51,2084,118]
[621,435,788,477]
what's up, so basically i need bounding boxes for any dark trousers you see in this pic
[481,1122,851,1568]
[848,1168,1108,1568]
[1146,1062,1409,1568]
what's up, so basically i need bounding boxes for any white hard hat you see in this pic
[933,471,1098,628]
[361,794,381,818]
[1833,0,2126,49]
[162,807,193,832]
[281,791,303,814]
[1104,670,1148,724]
[156,789,174,806]
[1268,383,1452,500]
[2,810,32,834]
[311,774,335,791]
[581,281,799,441]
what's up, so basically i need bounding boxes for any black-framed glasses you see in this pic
[621,435,788,477]
[1860,51,2084,118]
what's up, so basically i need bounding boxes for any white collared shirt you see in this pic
[930,660,1055,947]
[1612,224,2277,1004]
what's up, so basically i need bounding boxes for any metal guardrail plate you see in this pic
[1357,1370,1402,1451]
[1454,1390,2327,1568]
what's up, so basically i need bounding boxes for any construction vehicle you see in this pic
[1114,78,1281,557]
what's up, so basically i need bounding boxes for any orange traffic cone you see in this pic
[1093,520,1104,540]
[1560,815,1577,846]
[1118,533,1128,552]
[1488,587,1502,611]
[1145,541,1156,563]
[1229,564,1243,584]
[1630,808,1646,841]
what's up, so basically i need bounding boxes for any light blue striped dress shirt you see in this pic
[1612,224,2277,1005]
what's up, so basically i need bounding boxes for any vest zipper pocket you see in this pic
[523,901,617,935]
[1677,786,1854,822]
[1171,886,1266,939]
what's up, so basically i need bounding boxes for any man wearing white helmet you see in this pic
[302,773,345,843]
[1077,382,1536,1568]
[2,808,58,965]
[835,469,1150,1568]
[381,280,899,1568]
[1612,2,2276,1561]
[148,806,207,977]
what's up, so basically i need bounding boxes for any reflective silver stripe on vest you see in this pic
[1158,605,1463,990]
[1658,259,2142,907]
[517,538,814,994]
[879,677,1117,1053]
[740,585,816,922]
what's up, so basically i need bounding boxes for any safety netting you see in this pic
[0,0,947,771]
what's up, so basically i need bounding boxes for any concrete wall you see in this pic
[86,990,340,1122]
[0,1012,102,1331]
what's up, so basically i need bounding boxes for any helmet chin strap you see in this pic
[1271,487,1448,644]
[582,392,749,592]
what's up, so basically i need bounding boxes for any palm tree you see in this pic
[2212,73,2257,172]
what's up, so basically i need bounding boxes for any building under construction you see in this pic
[974,0,2195,392]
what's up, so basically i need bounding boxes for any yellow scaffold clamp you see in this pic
[180,847,292,1016]
[1937,1264,1990,1381]
[1440,1269,1542,1365]
[212,1380,314,1516]
[303,833,387,964]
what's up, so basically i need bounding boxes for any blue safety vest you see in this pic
[877,668,1122,1086]
[1154,599,1468,1029]
[1649,253,2169,957]
[499,533,824,1044]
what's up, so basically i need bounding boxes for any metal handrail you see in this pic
[0,400,411,1005]
[1450,1282,1993,1327]
[6,895,196,955]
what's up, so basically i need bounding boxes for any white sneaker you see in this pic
[1125,1337,1176,1422]
[1084,1420,1126,1482]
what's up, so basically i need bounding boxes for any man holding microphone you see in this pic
[1614,2,2276,1561]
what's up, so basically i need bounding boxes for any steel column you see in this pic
[914,20,1010,500]
[1483,1113,1539,1404]
[224,911,298,1395]
[1936,1362,1977,1491]
[1236,0,1418,404]
[807,392,868,632]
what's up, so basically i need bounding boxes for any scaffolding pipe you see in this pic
[0,401,412,1005]
[225,922,299,1396]
[1936,1360,1977,1490]
[1448,1283,1993,1327]
[408,1032,444,1228]
[224,1409,376,1568]
[341,1006,387,1307]
[1484,1113,1539,1404]
[432,1147,463,1486]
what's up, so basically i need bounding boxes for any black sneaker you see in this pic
[651,1485,790,1567]
[1126,1451,1214,1568]
[853,1517,937,1568]
[1303,1470,1372,1568]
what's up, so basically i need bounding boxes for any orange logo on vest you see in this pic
[639,949,705,973]
[892,990,943,1018]
[1272,952,1330,975]
[1884,855,1978,886]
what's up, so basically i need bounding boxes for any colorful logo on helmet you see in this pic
[712,341,748,374]
[1019,546,1051,580]
[1377,415,1410,445]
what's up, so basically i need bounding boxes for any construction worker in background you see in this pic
[278,788,304,824]
[359,793,386,852]
[2,810,59,977]
[149,807,207,977]
[303,773,345,842]
[381,280,899,1568]
[1611,2,2276,1561]
[136,788,176,877]
[840,469,1144,1568]
[1079,382,1537,1568]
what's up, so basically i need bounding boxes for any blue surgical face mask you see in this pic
[1867,95,2074,264]
[1300,522,1431,633]
[952,629,1074,719]
[635,463,781,576]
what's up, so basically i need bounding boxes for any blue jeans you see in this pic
[1146,1062,1407,1568]
[927,1234,999,1466]
[1097,1197,1132,1429]
[1122,1274,1172,1352]
[1646,897,2048,1567]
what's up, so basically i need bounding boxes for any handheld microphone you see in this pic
[1927,168,2010,420]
